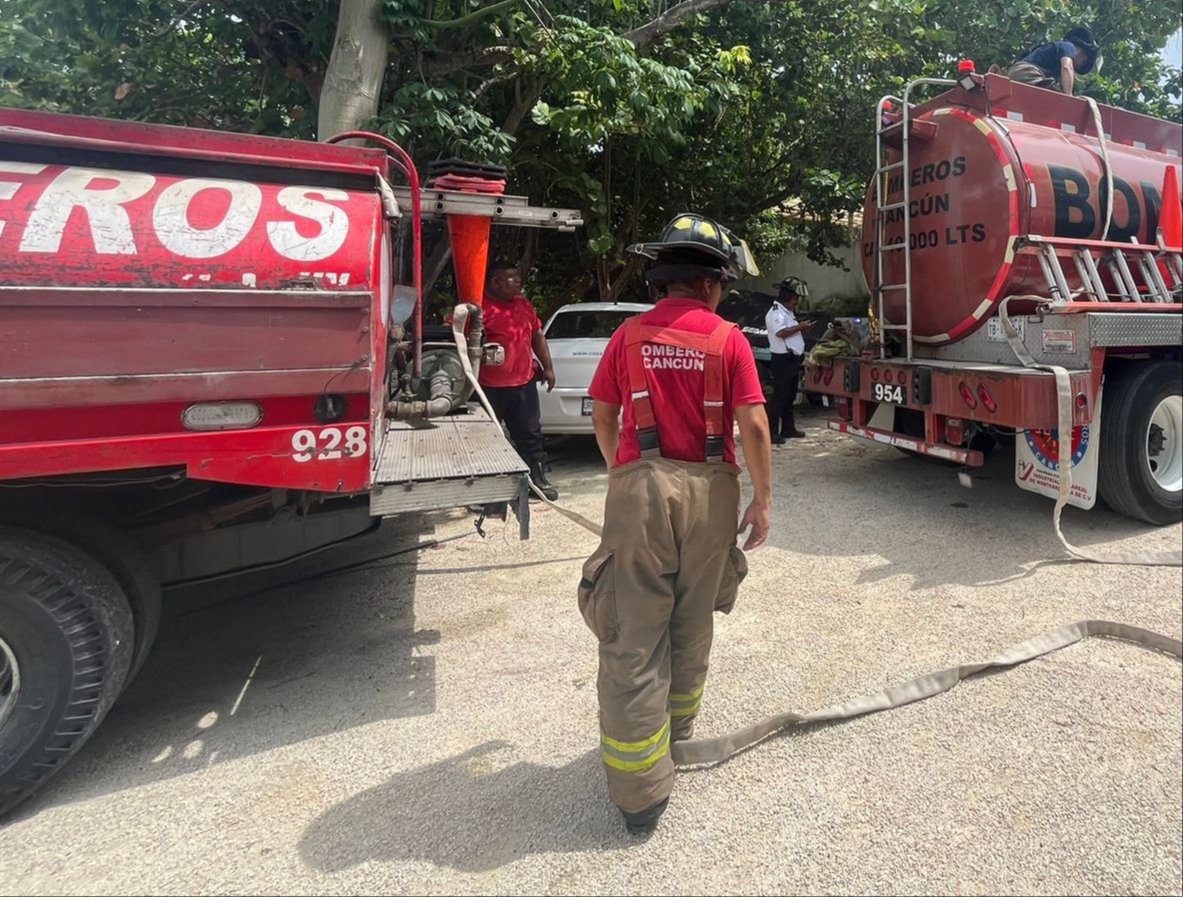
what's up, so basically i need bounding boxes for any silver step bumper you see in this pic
[369,406,530,533]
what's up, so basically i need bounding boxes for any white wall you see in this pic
[740,239,869,302]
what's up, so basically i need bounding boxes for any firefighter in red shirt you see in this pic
[480,260,559,500]
[579,214,773,835]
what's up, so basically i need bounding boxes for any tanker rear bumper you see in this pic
[827,420,984,466]
[807,355,1096,432]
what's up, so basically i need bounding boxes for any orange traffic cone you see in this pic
[1160,164,1181,249]
[1157,164,1181,289]
[448,213,492,306]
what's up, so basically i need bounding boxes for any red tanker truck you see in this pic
[809,72,1182,526]
[0,108,581,814]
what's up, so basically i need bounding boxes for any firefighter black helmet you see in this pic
[1064,26,1100,74]
[777,276,809,298]
[628,213,739,267]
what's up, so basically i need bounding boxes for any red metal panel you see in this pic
[0,425,371,493]
[0,107,388,178]
[0,164,380,290]
[0,369,371,413]
[808,358,1095,430]
[1,288,370,378]
[0,111,394,493]
[0,394,369,444]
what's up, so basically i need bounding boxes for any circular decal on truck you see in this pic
[1024,425,1090,471]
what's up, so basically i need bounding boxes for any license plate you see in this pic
[987,316,1024,342]
[581,397,594,415]
[872,382,906,404]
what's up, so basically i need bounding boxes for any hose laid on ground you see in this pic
[999,296,1181,566]
[671,620,1181,766]
[445,308,1179,768]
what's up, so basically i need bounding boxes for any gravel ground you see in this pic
[2,405,1180,896]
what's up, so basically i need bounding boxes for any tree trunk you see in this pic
[422,238,454,299]
[317,0,390,141]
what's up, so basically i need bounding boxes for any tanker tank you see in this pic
[860,74,1182,345]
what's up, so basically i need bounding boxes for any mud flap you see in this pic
[1015,388,1102,510]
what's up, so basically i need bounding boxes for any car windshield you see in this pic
[718,295,771,332]
[546,309,641,340]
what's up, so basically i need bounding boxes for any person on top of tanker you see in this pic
[1004,26,1102,96]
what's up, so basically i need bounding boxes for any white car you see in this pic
[537,301,654,435]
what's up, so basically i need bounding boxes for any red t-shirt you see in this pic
[589,298,765,467]
[479,294,542,388]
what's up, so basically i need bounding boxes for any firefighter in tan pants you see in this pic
[580,214,773,835]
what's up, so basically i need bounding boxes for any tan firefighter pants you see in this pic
[577,458,749,813]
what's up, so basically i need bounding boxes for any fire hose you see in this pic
[450,305,603,537]
[999,296,1182,567]
[447,306,1179,767]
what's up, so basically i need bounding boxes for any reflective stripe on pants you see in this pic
[584,458,744,813]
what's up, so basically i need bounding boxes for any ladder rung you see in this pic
[881,324,910,330]
[878,284,907,291]
[877,161,905,173]
[879,201,906,211]
[879,242,907,251]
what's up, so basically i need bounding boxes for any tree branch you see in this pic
[420,0,520,30]
[152,0,204,39]
[423,238,454,299]
[503,79,544,134]
[623,0,759,48]
[748,186,800,215]
[423,45,513,79]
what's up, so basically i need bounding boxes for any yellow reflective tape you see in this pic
[602,738,670,773]
[601,719,670,754]
[670,704,700,718]
[698,221,717,239]
[670,683,705,703]
[672,216,694,231]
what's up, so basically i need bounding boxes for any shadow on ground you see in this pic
[300,744,632,874]
[14,517,450,817]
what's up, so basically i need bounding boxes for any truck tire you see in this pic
[0,511,161,684]
[1098,361,1183,526]
[0,526,134,817]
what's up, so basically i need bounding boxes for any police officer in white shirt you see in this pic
[764,277,813,443]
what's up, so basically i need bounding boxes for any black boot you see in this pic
[621,797,669,836]
[528,455,558,501]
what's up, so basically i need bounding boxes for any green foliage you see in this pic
[2,0,1179,306]
[0,0,335,135]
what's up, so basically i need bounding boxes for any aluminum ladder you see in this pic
[872,78,955,360]
[1026,234,1183,304]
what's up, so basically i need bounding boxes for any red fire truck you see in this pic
[0,108,581,814]
[809,72,1182,526]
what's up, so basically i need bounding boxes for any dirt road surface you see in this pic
[2,407,1180,895]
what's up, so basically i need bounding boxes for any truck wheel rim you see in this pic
[0,636,19,733]
[1146,395,1183,493]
